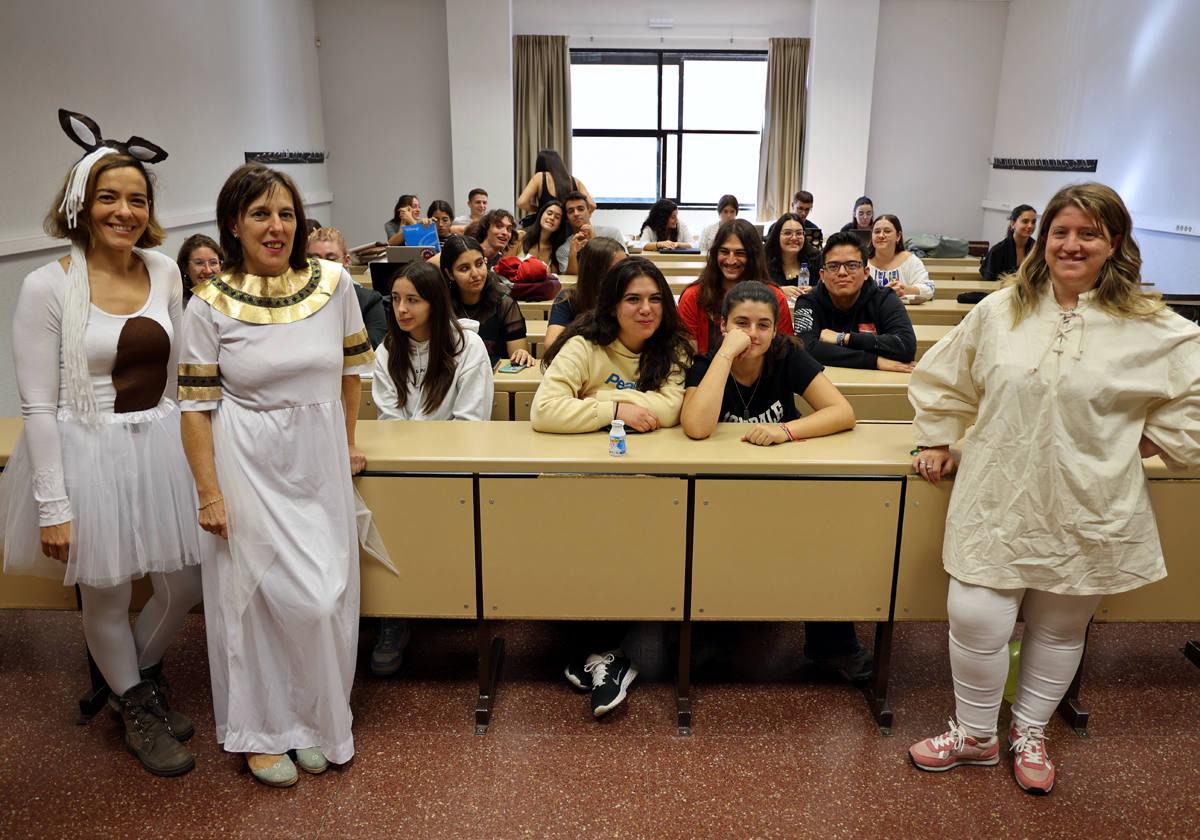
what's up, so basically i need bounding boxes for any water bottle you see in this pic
[609,419,627,457]
[798,264,810,287]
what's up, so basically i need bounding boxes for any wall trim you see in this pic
[0,192,334,259]
[983,200,1199,238]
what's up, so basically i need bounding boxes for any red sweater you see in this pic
[676,282,793,355]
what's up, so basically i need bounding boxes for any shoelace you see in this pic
[930,719,967,752]
[584,653,616,688]
[1011,726,1048,766]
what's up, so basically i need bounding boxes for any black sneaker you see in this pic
[813,647,874,683]
[370,618,412,677]
[564,659,590,692]
[586,651,638,718]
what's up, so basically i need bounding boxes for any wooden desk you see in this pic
[921,257,981,268]
[526,319,547,356]
[933,279,995,300]
[926,265,982,282]
[914,324,951,360]
[903,299,974,326]
[519,300,553,321]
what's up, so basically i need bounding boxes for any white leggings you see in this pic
[947,578,1101,737]
[78,567,203,696]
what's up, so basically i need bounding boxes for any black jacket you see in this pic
[791,279,916,368]
[354,283,389,349]
[980,235,1035,281]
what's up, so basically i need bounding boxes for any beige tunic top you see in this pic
[909,284,1200,595]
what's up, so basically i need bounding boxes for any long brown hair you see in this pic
[695,219,769,322]
[541,257,690,393]
[215,164,309,274]
[44,153,166,249]
[384,259,466,415]
[1008,182,1162,325]
[566,236,626,315]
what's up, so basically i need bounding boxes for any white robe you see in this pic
[909,284,1200,596]
[179,260,374,763]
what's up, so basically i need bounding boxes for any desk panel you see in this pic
[692,478,899,621]
[894,477,952,620]
[0,573,77,610]
[356,476,476,618]
[479,476,685,620]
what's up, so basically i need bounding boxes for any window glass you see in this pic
[679,134,761,205]
[682,60,768,131]
[573,136,660,203]
[571,65,658,130]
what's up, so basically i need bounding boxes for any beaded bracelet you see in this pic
[198,496,224,511]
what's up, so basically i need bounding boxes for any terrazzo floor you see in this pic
[0,611,1197,839]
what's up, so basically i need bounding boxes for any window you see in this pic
[570,50,768,210]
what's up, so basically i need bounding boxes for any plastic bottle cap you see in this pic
[612,420,625,428]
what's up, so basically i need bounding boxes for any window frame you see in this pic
[570,48,767,211]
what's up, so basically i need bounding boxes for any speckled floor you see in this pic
[0,612,1197,839]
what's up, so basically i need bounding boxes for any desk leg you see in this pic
[1056,620,1090,737]
[676,619,692,736]
[77,645,111,724]
[474,620,504,736]
[1185,641,1200,668]
[864,620,894,735]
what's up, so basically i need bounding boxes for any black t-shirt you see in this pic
[548,288,577,327]
[685,342,824,424]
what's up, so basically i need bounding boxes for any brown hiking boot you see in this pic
[107,661,194,741]
[118,680,195,777]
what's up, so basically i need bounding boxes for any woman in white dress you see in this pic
[906,183,1200,795]
[0,110,202,776]
[179,163,375,787]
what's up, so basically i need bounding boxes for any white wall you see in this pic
[865,0,1006,239]
[0,0,331,415]
[802,0,881,235]
[446,0,516,213]
[314,0,453,246]
[986,0,1200,293]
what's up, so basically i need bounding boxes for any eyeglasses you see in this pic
[780,231,805,240]
[823,261,863,274]
[717,248,748,261]
[190,258,221,270]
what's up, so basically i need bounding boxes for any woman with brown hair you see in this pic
[676,219,793,355]
[176,233,224,302]
[179,163,380,787]
[544,236,627,350]
[907,183,1200,795]
[0,110,203,777]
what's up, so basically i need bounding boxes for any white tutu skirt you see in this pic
[0,399,203,588]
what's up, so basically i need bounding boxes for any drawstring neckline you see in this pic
[1030,301,1088,374]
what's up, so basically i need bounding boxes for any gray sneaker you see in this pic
[370,618,412,676]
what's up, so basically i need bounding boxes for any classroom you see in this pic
[0,0,1198,837]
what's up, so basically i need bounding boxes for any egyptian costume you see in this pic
[179,256,375,763]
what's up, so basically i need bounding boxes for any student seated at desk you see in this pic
[451,187,488,234]
[522,199,569,273]
[530,257,691,716]
[427,200,455,244]
[840,195,874,233]
[441,234,534,367]
[545,236,627,350]
[677,219,793,354]
[765,213,822,300]
[557,190,623,275]
[679,281,867,680]
[980,204,1037,281]
[464,209,524,267]
[367,259,495,676]
[306,226,387,348]
[792,232,916,372]
[791,189,824,250]
[698,194,739,253]
[385,194,433,245]
[868,214,934,302]
[638,199,692,252]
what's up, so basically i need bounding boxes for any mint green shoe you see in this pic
[248,753,298,787]
[295,747,329,775]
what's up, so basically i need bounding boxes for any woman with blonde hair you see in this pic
[907,182,1200,795]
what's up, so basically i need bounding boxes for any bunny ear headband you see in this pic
[55,109,170,427]
[56,109,168,230]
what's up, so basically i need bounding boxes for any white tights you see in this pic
[947,578,1101,738]
[78,567,203,696]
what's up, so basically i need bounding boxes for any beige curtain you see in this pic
[513,35,572,201]
[756,38,809,221]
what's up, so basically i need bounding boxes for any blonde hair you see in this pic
[307,226,347,257]
[1008,182,1162,324]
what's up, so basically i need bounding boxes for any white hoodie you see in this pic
[371,319,494,421]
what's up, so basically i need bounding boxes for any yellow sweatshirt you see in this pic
[530,335,687,433]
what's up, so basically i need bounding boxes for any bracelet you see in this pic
[779,423,796,442]
[198,496,224,511]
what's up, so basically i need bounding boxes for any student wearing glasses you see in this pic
[176,234,223,303]
[792,232,916,372]
[765,213,822,300]
[677,220,793,355]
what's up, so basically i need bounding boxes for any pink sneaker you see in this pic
[1009,722,1055,794]
[910,719,1000,772]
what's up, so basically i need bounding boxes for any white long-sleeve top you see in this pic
[13,250,182,526]
[371,319,494,420]
[909,284,1200,596]
[868,252,934,302]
